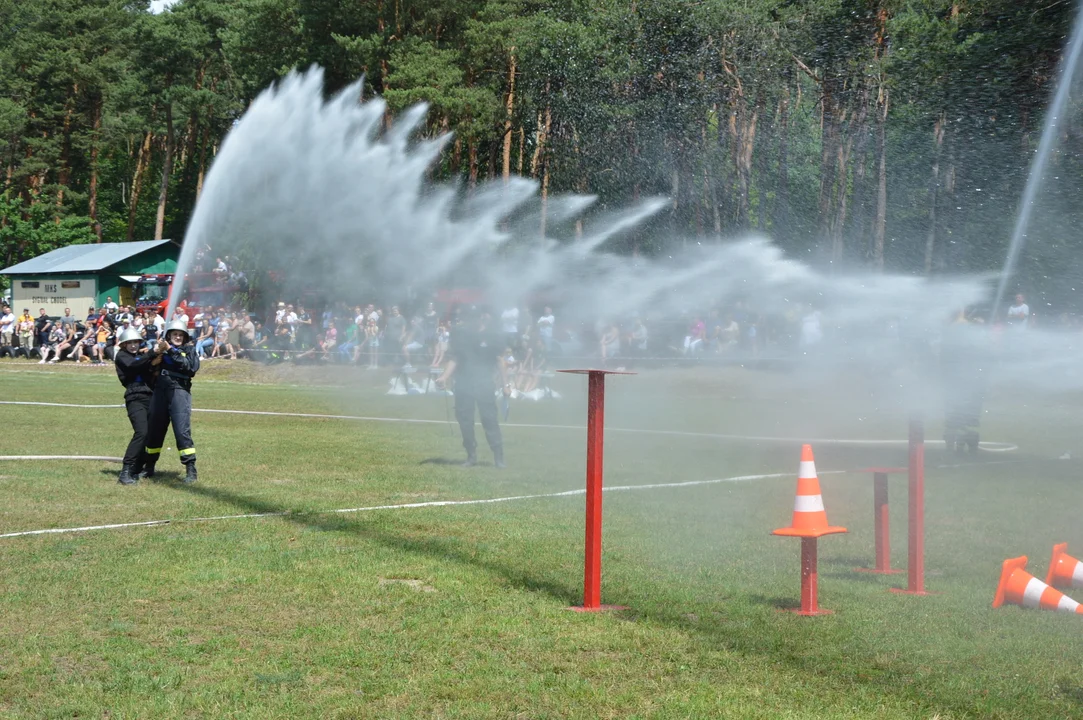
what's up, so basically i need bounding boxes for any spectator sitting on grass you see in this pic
[320,320,338,360]
[40,323,67,364]
[194,320,213,357]
[70,324,96,363]
[431,322,449,367]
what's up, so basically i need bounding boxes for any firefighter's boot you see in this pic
[118,465,138,486]
[183,462,198,484]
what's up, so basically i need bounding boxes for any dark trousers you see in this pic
[123,389,152,468]
[146,377,196,465]
[454,383,502,455]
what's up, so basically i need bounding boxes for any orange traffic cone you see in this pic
[1045,543,1083,590]
[993,556,1083,614]
[773,444,847,538]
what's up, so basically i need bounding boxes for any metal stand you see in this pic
[854,467,905,574]
[891,417,933,595]
[559,369,634,612]
[787,537,833,615]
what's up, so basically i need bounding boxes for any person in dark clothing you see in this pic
[144,319,201,483]
[436,308,509,467]
[941,311,987,454]
[114,327,160,485]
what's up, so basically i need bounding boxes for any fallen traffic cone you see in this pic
[773,444,847,538]
[773,444,847,616]
[993,556,1083,614]
[1045,543,1083,590]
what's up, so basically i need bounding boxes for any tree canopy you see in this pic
[1,0,1079,299]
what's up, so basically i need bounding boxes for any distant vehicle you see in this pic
[132,273,241,327]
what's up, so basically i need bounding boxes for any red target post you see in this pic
[559,369,634,612]
[853,467,906,574]
[891,417,933,595]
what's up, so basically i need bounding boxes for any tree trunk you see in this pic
[775,82,791,232]
[155,102,175,240]
[55,84,79,218]
[924,113,946,274]
[502,48,516,181]
[530,95,551,179]
[195,122,212,200]
[517,126,525,176]
[873,88,888,270]
[540,155,550,240]
[88,96,103,242]
[467,136,478,188]
[127,131,153,241]
[735,99,760,229]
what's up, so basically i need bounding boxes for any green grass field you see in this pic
[1,359,1082,719]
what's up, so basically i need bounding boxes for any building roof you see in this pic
[0,240,177,275]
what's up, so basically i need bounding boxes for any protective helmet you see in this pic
[164,319,191,343]
[117,327,143,345]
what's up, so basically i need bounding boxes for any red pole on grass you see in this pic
[799,538,821,615]
[584,370,604,608]
[873,473,892,571]
[892,416,931,595]
[854,467,905,574]
[559,368,634,612]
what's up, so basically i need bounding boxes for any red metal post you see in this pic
[583,370,605,609]
[873,472,893,572]
[558,368,634,612]
[800,537,819,614]
[790,537,833,615]
[892,417,931,595]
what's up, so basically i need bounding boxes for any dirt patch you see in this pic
[378,577,436,593]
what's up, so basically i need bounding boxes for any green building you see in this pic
[1,240,179,316]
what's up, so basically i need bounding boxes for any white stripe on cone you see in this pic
[1022,577,1046,608]
[1072,560,1083,587]
[799,461,817,479]
[1057,594,1081,613]
[793,494,826,513]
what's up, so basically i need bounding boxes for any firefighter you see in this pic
[436,307,508,468]
[144,319,201,482]
[114,326,160,485]
[941,309,987,454]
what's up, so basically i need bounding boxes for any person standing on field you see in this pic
[114,327,160,485]
[436,307,508,468]
[144,320,201,483]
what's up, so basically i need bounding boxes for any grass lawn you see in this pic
[0,359,1081,719]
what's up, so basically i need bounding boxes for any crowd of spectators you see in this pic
[0,298,167,364]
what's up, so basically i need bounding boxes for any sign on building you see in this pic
[12,278,98,318]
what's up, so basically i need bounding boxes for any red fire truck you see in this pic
[131,273,241,327]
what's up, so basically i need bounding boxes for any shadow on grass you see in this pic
[156,457,1068,720]
[419,457,466,466]
[167,480,580,607]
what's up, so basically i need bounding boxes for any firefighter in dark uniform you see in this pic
[144,319,201,482]
[436,307,508,468]
[941,309,987,454]
[114,326,160,485]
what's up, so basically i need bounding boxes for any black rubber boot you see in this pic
[493,449,506,469]
[462,452,477,467]
[183,462,198,484]
[118,465,138,486]
[139,461,156,480]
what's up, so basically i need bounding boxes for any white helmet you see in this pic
[117,327,143,345]
[164,319,191,343]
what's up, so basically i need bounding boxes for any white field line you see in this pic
[0,401,1020,452]
[0,455,122,462]
[0,470,805,540]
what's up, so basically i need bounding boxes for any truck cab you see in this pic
[132,273,240,327]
